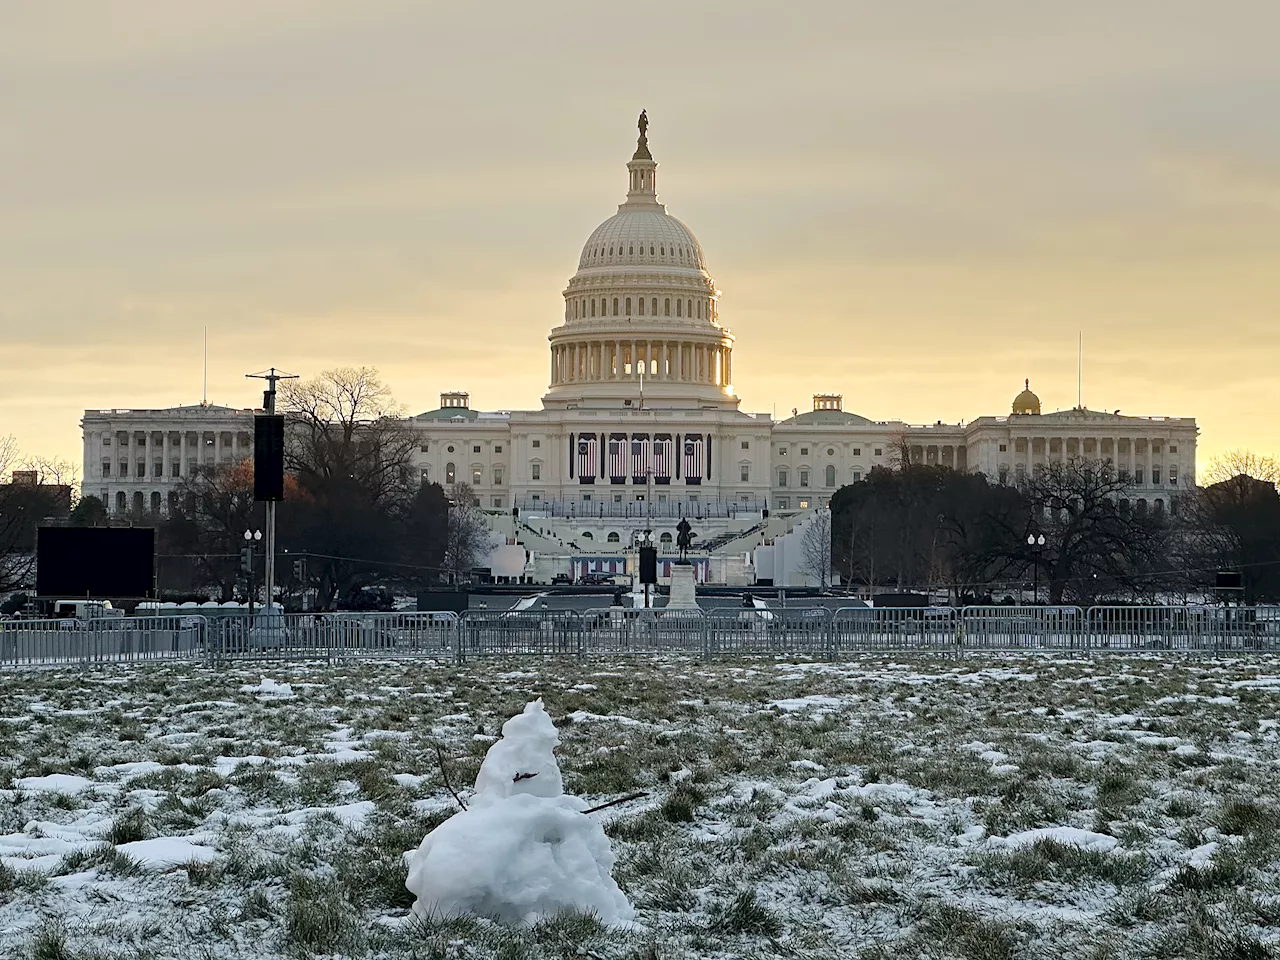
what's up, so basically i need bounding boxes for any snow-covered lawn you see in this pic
[1,654,1278,958]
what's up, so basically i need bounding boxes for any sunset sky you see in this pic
[4,1,1279,473]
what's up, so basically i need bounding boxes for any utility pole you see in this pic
[247,367,298,621]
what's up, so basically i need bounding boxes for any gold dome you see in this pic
[1012,379,1041,416]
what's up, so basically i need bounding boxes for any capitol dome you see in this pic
[576,211,707,274]
[545,113,736,409]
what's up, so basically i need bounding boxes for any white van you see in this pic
[48,599,123,621]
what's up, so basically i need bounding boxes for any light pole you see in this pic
[243,528,262,618]
[1026,532,1045,604]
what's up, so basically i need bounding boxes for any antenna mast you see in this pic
[202,327,208,407]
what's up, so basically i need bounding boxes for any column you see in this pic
[725,347,732,385]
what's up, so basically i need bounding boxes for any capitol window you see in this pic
[741,440,749,449]
[590,301,596,317]
[853,448,861,456]
[800,447,808,456]
[532,439,540,448]
[740,465,750,482]
[101,460,111,477]
[607,531,620,543]
[660,246,664,255]
[473,445,481,454]
[778,469,788,487]
[495,445,502,453]
[446,462,456,484]
[613,298,619,315]
[874,448,882,457]
[800,470,810,487]
[676,300,682,317]
[531,463,541,480]
[472,467,482,485]
[651,298,657,315]
[638,298,644,315]
[625,297,632,314]
[851,471,862,482]
[825,465,836,487]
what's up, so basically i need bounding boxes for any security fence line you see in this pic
[1,605,1277,668]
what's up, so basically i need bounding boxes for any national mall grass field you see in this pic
[0,653,1277,959]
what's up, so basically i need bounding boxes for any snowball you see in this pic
[405,699,633,926]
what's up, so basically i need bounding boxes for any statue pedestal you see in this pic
[666,562,699,611]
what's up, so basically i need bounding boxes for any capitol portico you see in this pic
[79,116,1199,585]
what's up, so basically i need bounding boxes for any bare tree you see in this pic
[888,431,916,472]
[279,366,418,508]
[0,437,77,593]
[798,508,833,590]
[1203,450,1280,488]
[1019,457,1164,604]
[443,483,493,584]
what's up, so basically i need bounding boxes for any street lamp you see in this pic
[1026,532,1046,604]
[243,529,262,618]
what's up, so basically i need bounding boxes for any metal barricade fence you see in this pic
[580,607,707,654]
[1085,605,1279,654]
[959,606,1084,652]
[0,616,206,666]
[705,606,833,658]
[207,612,459,663]
[832,607,960,653]
[457,611,583,660]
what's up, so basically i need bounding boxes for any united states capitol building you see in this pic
[81,117,1198,585]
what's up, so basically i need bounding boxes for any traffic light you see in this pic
[241,547,253,574]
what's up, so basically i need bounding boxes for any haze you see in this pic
[4,1,1279,470]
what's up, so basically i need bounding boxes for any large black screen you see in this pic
[36,527,155,598]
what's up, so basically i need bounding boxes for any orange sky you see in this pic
[3,1,1279,474]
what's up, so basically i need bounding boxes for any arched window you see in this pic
[609,246,614,256]
[649,245,654,255]
[651,298,658,315]
[660,246,664,255]
[1154,498,1165,515]
[825,465,836,487]
[628,245,634,255]
[1137,498,1148,515]
[687,299,693,317]
[660,532,672,545]
[625,297,632,315]
[613,298,619,316]
[445,462,456,484]
[676,300,682,317]
[581,531,593,540]
[590,300,596,317]
[132,491,144,513]
[638,297,644,315]
[697,301,702,319]
[116,491,126,512]
[150,491,162,513]
[664,298,671,316]
[573,301,579,318]
[607,531,620,543]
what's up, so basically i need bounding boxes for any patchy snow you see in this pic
[239,677,294,698]
[995,827,1121,852]
[405,700,633,926]
[14,774,95,794]
[768,695,848,713]
[117,836,218,869]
